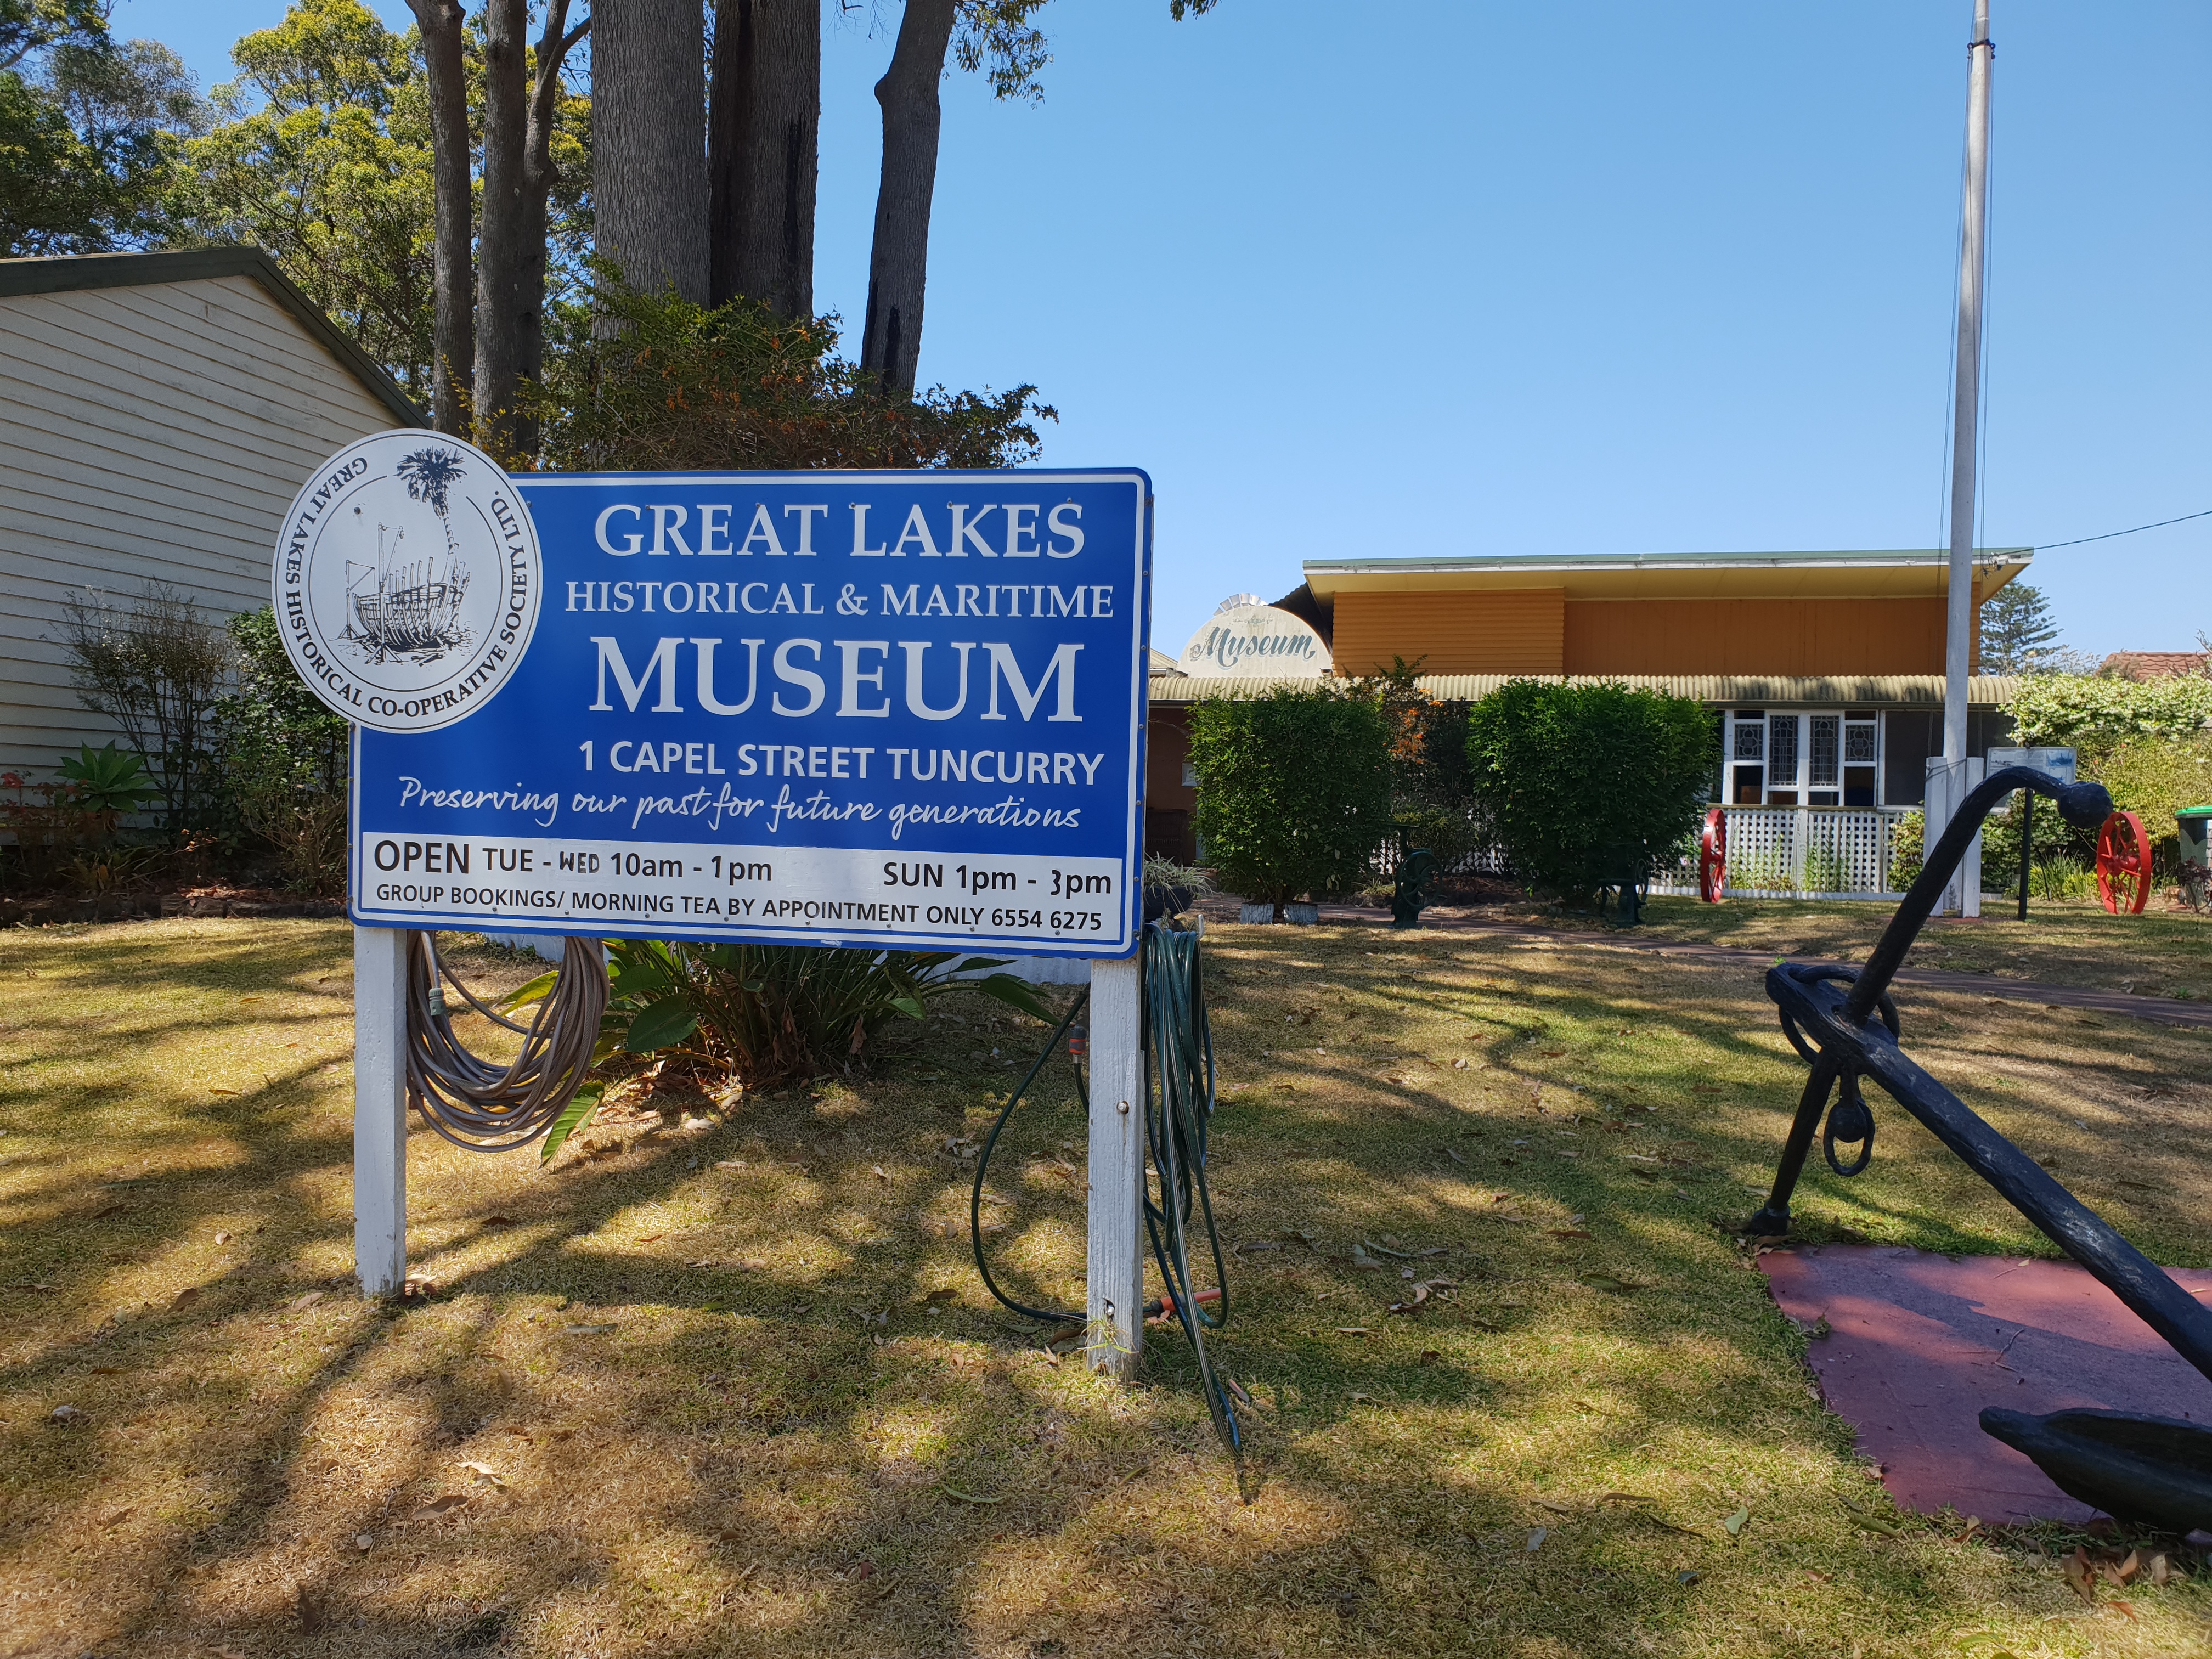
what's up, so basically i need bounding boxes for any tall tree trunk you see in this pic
[405,0,472,432]
[706,0,819,318]
[472,0,529,459]
[594,0,710,309]
[860,0,955,397]
[514,1,589,461]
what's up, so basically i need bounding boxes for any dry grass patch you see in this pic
[1,916,2209,1657]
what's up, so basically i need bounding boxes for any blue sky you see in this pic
[127,0,2212,662]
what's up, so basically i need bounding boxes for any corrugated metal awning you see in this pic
[1146,673,2022,706]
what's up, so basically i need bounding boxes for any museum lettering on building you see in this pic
[1143,549,2024,864]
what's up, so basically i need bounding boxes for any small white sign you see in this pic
[1177,601,1328,679]
[274,430,542,733]
[1987,746,2078,785]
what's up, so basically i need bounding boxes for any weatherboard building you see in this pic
[1144,550,2028,888]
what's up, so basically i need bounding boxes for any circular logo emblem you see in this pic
[272,430,541,733]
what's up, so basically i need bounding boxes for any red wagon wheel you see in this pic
[1699,806,1727,903]
[2096,810,2152,916]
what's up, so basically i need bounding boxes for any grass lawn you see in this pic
[1617,896,2211,1002]
[3,915,2211,1657]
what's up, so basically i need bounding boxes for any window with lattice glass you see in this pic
[1767,714,1798,782]
[1733,715,1765,760]
[1810,716,1841,786]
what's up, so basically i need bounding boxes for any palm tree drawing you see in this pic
[397,447,467,553]
[348,447,472,664]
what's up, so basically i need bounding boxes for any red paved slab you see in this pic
[1759,1245,2212,1523]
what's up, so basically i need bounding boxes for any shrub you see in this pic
[1462,680,1716,904]
[51,582,232,838]
[593,939,1048,1093]
[215,607,351,895]
[1188,685,1395,916]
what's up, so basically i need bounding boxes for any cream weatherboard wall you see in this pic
[0,251,417,781]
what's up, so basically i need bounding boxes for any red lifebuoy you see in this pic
[2096,810,2151,916]
[1699,806,1727,903]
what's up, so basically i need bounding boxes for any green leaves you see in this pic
[1188,684,1396,907]
[538,1081,604,1164]
[55,743,157,815]
[624,996,701,1054]
[597,938,1052,1088]
[1463,680,1717,903]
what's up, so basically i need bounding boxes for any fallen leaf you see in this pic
[714,1158,748,1170]
[213,1231,232,1245]
[1803,1567,1833,1583]
[1598,1492,1654,1505]
[1347,1245,1387,1272]
[1720,1505,1749,1539]
[1524,1527,1548,1551]
[2112,1548,2141,1585]
[1345,1391,1378,1404]
[291,1290,325,1311]
[168,1287,200,1310]
[353,1532,373,1552]
[481,1215,515,1227]
[1677,1570,1702,1585]
[98,1505,133,1527]
[636,1233,663,1245]
[209,1087,240,1096]
[922,1287,959,1305]
[2106,1599,2138,1622]
[1453,1058,1471,1069]
[849,1560,874,1580]
[455,1459,507,1488]
[2062,1548,2096,1605]
[1418,1348,1442,1364]
[563,1323,617,1335]
[408,1493,468,1521]
[936,1483,1002,1504]
[2149,1553,2171,1587]
[871,1165,891,1182]
[1387,1284,1431,1314]
[1333,1327,1374,1336]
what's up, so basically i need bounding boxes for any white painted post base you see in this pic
[354,926,409,1297]
[1923,757,1987,918]
[1085,953,1144,1378]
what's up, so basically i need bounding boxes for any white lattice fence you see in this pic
[1647,808,1911,900]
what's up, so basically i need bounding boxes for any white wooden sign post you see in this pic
[351,935,1150,1380]
[353,924,408,1297]
[1085,954,1145,1377]
[299,447,1158,1378]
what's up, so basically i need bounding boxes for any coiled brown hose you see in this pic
[403,931,609,1152]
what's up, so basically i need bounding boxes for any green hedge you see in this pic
[1463,680,1716,902]
[1189,686,1395,914]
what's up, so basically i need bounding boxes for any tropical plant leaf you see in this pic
[498,969,560,1012]
[539,1082,605,1164]
[625,995,702,1053]
[970,972,1051,1022]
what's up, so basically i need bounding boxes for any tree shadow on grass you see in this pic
[5,918,2204,1656]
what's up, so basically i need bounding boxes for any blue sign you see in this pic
[347,469,1153,957]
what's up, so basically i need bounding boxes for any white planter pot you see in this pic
[1238,903,1278,924]
[1284,902,1321,925]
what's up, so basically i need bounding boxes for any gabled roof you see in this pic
[2101,651,2208,680]
[0,247,423,427]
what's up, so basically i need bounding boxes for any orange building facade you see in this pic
[1141,550,2028,864]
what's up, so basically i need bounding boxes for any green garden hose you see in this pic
[970,918,1239,1454]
